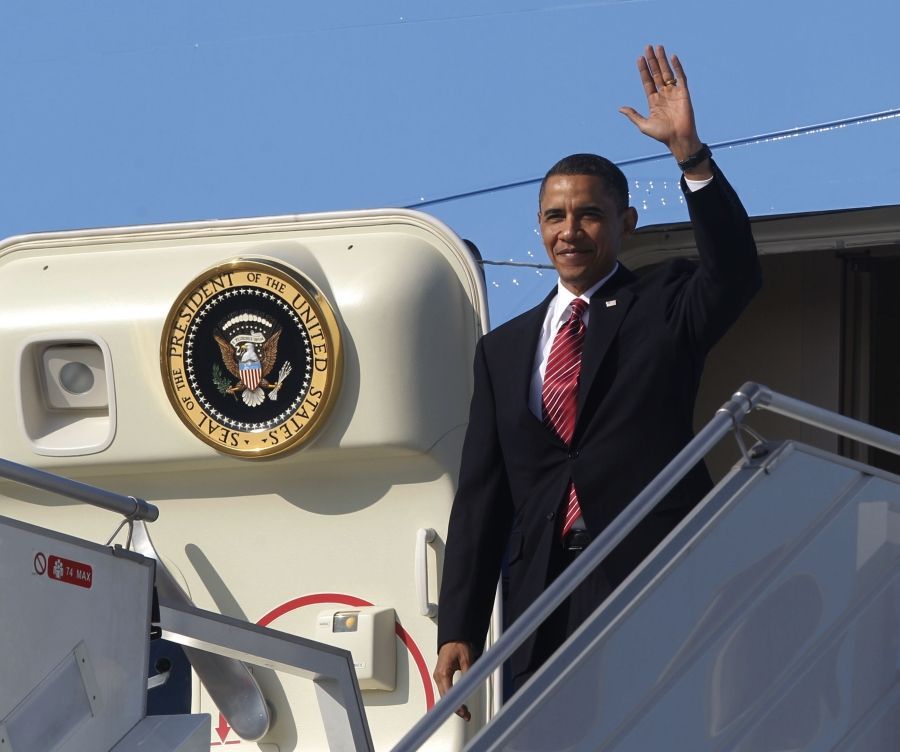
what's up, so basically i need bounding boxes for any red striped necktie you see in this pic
[541,297,588,539]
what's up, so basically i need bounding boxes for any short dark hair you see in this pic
[539,153,629,211]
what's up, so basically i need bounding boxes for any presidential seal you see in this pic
[161,258,342,457]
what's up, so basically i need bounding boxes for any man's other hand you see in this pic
[433,641,474,721]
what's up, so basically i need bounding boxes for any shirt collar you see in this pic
[550,262,619,326]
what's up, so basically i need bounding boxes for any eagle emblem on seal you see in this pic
[212,310,293,407]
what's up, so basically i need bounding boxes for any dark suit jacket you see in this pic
[437,161,761,679]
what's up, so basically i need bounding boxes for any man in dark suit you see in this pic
[434,45,761,716]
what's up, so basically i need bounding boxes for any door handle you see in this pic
[416,528,438,617]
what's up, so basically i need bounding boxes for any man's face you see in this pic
[538,174,637,295]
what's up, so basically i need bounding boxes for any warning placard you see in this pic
[47,555,93,589]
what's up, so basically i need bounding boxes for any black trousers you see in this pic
[511,505,691,691]
[511,542,612,691]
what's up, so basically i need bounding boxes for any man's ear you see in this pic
[622,206,638,237]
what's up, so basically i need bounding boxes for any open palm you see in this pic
[619,45,703,163]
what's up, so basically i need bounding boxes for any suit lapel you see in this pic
[503,289,555,415]
[576,266,637,416]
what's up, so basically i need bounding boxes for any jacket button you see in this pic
[568,449,579,459]
[546,511,555,521]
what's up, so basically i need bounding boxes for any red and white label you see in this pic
[47,555,93,589]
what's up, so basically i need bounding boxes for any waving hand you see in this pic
[619,45,711,179]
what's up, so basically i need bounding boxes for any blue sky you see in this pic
[3,1,899,323]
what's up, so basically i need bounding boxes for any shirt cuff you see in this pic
[684,175,714,192]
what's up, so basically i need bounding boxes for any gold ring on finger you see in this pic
[663,79,676,86]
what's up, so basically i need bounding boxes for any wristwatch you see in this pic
[677,143,711,171]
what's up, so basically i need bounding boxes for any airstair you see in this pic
[396,382,900,751]
[2,382,898,751]
[0,462,372,752]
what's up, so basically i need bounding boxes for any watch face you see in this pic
[161,258,342,457]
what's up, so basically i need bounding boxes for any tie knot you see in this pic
[568,298,588,322]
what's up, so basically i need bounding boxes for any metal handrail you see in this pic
[0,456,158,522]
[392,382,900,751]
[752,383,900,456]
[158,601,374,752]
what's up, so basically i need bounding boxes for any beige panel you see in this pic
[696,252,843,479]
[0,211,485,472]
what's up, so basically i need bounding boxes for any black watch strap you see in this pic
[677,143,711,171]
